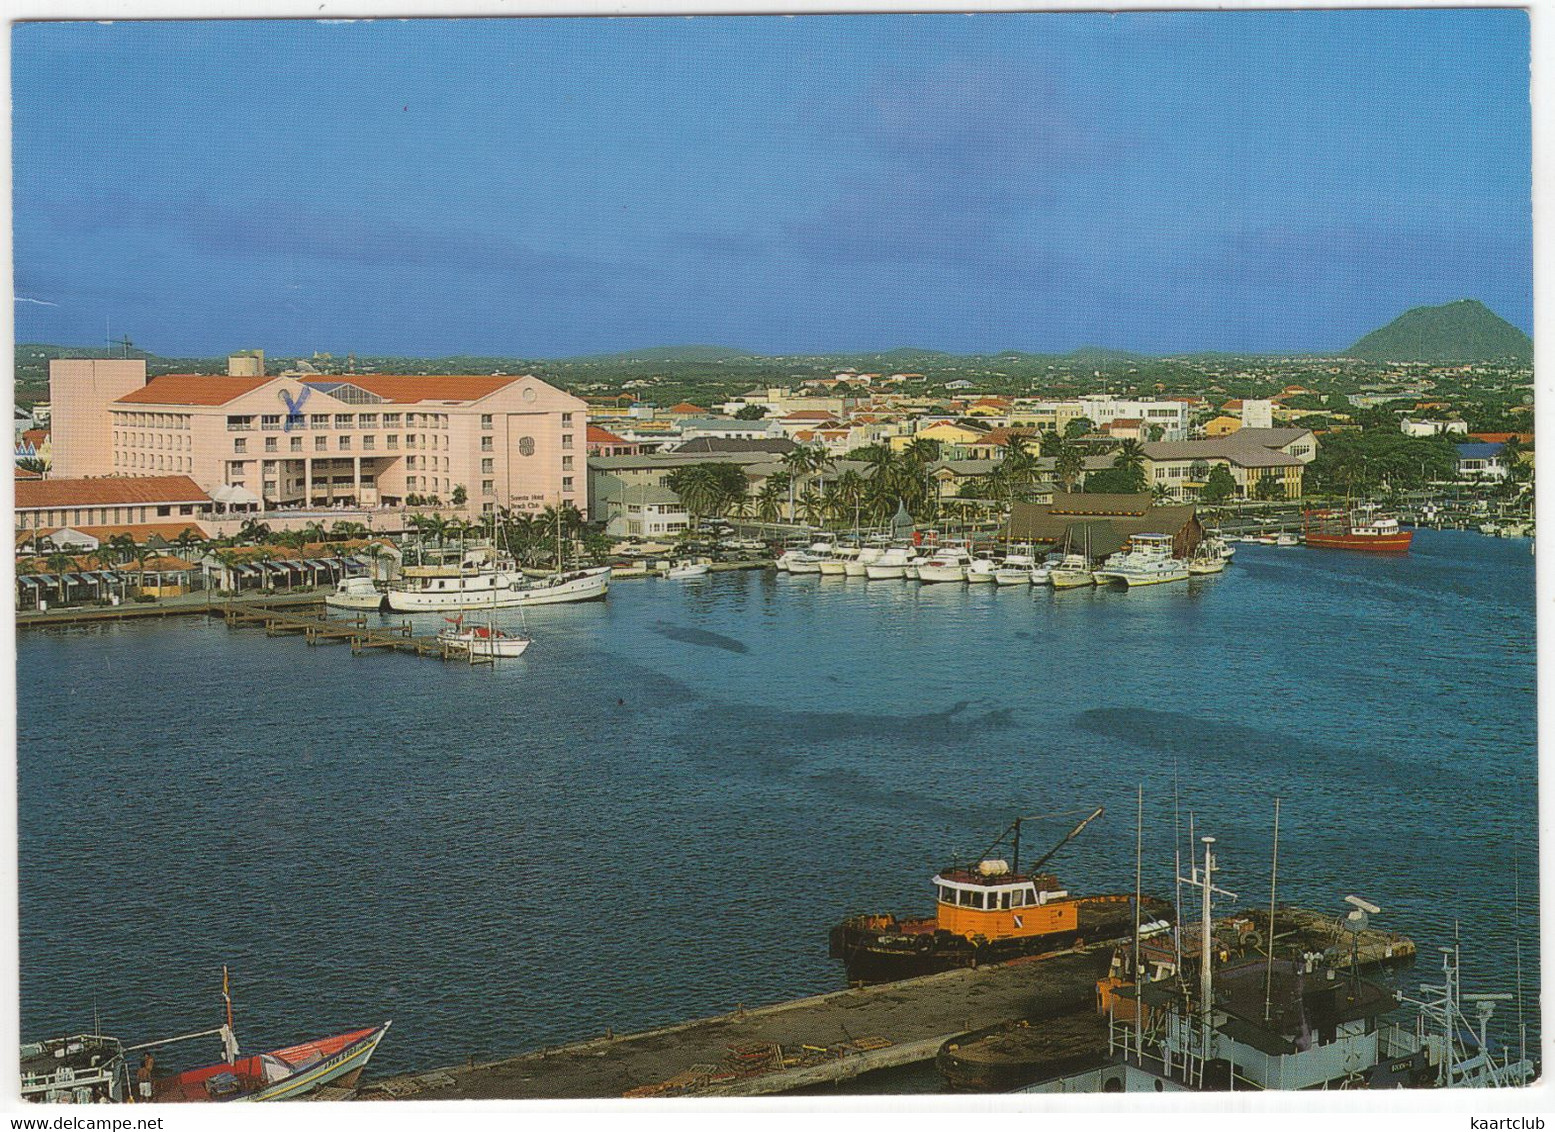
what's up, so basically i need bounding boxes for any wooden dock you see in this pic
[357,912,1415,1100]
[216,599,499,664]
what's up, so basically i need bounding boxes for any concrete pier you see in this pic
[359,912,1414,1100]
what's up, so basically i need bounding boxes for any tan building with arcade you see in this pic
[50,361,588,515]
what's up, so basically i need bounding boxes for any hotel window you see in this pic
[311,414,330,429]
[562,412,573,425]
[387,435,398,449]
[265,437,278,453]
[562,476,574,491]
[482,480,494,495]
[339,436,351,450]
[383,413,401,426]
[363,435,376,451]
[481,436,493,452]
[315,436,328,451]
[335,414,354,429]
[562,455,573,470]
[291,437,303,453]
[261,414,282,430]
[561,434,573,449]
[359,413,378,427]
[480,414,493,429]
[481,458,494,473]
[233,437,248,453]
[227,415,254,431]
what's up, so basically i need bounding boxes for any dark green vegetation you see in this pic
[1346,300,1532,364]
[16,298,1530,413]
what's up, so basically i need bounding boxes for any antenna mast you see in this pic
[1133,785,1143,1058]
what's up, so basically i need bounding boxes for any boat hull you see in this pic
[324,594,388,612]
[917,565,967,583]
[993,570,1032,586]
[817,560,849,576]
[1049,571,1094,589]
[830,897,1154,985]
[154,1022,391,1103]
[1304,531,1414,553]
[865,564,905,580]
[844,561,868,577]
[1118,570,1189,587]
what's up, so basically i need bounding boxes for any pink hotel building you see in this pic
[49,359,589,514]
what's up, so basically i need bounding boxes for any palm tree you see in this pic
[1111,439,1146,476]
[903,437,941,466]
[666,464,726,528]
[755,478,786,524]
[1039,430,1065,457]
[237,517,272,544]
[1055,443,1086,493]
[833,469,867,530]
[45,551,75,604]
[797,487,825,527]
[780,448,811,520]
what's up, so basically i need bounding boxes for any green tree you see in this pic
[1039,430,1065,456]
[1253,474,1285,501]
[1111,439,1146,479]
[734,404,768,420]
[1054,443,1086,493]
[903,436,942,465]
[451,484,468,507]
[1202,464,1238,503]
[1064,417,1095,440]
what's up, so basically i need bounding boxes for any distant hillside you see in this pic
[1346,300,1531,363]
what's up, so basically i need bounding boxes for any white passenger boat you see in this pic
[385,555,609,611]
[1096,534,1190,587]
[1028,561,1054,586]
[917,544,972,583]
[324,575,386,612]
[663,559,711,579]
[1275,532,1301,547]
[1186,555,1227,575]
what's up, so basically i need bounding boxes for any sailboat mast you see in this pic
[1198,837,1214,1082]
[1133,785,1143,1057]
[1264,797,1280,1022]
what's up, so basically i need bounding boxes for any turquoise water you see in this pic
[16,529,1539,1082]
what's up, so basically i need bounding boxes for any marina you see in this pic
[15,529,1538,1093]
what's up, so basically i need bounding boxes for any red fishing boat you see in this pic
[150,1023,392,1102]
[1303,504,1413,553]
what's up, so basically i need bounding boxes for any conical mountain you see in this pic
[1347,299,1530,363]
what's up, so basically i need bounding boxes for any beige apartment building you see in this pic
[50,360,588,514]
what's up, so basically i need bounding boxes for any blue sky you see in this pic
[12,12,1532,357]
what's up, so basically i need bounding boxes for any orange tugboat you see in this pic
[1302,504,1413,553]
[829,809,1166,984]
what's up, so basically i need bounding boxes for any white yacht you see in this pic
[916,544,972,583]
[965,556,999,584]
[784,541,834,575]
[1095,533,1189,587]
[385,549,610,611]
[819,546,857,576]
[663,559,711,579]
[845,545,886,577]
[864,546,916,580]
[1048,553,1094,589]
[325,574,386,611]
[993,547,1036,586]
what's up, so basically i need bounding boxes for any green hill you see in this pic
[1346,300,1531,363]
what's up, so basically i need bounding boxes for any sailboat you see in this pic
[1049,527,1096,589]
[437,511,532,657]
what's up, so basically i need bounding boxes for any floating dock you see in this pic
[216,599,497,662]
[360,912,1414,1100]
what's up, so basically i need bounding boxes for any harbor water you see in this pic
[17,529,1539,1083]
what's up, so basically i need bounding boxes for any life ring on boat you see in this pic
[1239,929,1264,951]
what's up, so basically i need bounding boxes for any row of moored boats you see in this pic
[776,534,1235,589]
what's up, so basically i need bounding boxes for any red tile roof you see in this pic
[666,402,707,414]
[21,429,49,446]
[20,521,211,545]
[116,374,273,406]
[587,424,628,444]
[16,475,212,510]
[783,410,839,421]
[329,374,520,404]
